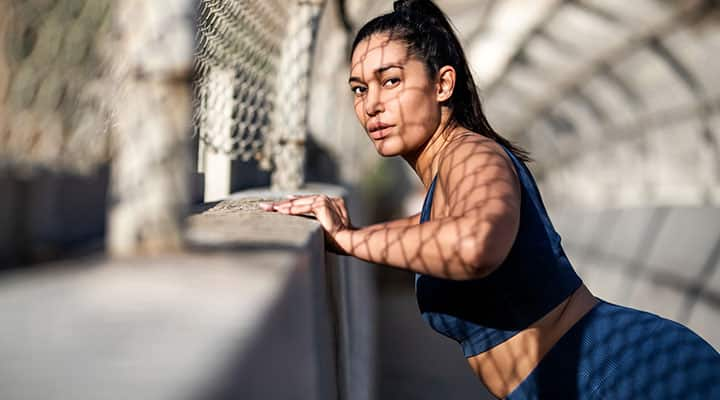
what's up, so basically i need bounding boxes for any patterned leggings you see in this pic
[506,301,720,399]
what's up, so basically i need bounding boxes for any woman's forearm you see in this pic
[362,213,420,231]
[337,216,500,280]
[327,213,420,256]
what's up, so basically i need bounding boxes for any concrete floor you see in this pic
[376,268,494,400]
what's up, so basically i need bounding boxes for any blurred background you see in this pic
[0,0,719,399]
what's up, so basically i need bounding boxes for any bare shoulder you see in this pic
[438,133,518,188]
[437,133,520,215]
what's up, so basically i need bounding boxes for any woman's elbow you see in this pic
[456,238,503,280]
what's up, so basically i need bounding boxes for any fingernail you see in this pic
[258,202,272,210]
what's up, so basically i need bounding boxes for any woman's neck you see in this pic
[404,114,462,189]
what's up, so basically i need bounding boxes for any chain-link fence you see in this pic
[0,0,327,261]
[0,0,195,258]
[195,0,326,197]
[0,0,114,173]
[194,0,286,166]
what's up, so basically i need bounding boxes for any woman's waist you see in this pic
[465,285,599,398]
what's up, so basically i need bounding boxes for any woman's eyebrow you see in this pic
[349,64,404,84]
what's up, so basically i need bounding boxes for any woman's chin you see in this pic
[372,139,403,157]
[374,147,401,158]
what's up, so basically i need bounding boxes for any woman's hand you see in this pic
[259,195,353,254]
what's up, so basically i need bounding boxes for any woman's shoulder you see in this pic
[438,132,517,183]
[435,130,522,232]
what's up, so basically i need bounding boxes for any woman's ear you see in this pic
[436,65,456,103]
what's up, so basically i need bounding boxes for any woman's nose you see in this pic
[364,88,384,116]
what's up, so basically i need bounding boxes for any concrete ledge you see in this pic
[0,184,373,400]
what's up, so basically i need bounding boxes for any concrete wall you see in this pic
[0,168,109,268]
[0,184,375,400]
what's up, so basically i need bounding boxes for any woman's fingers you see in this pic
[259,198,304,211]
[331,197,349,221]
[260,195,352,245]
[261,194,323,209]
[273,195,341,209]
[271,197,319,213]
[285,196,319,207]
[271,196,331,218]
[260,195,349,226]
[275,202,314,215]
[272,195,329,212]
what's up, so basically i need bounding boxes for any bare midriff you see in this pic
[465,284,598,398]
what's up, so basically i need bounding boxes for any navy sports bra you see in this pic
[415,144,582,357]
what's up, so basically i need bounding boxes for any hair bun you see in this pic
[393,0,413,13]
[393,0,427,13]
[393,0,444,23]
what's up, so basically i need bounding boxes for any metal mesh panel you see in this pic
[194,0,288,166]
[0,0,195,257]
[269,0,324,190]
[0,0,114,173]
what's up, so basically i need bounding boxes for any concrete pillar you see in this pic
[270,0,327,191]
[104,0,195,256]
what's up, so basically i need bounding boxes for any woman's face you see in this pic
[349,34,442,157]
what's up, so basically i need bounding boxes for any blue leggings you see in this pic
[506,301,720,399]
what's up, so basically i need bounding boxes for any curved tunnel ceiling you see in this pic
[466,0,719,168]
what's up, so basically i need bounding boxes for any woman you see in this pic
[261,0,720,398]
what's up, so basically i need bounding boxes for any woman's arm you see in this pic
[264,139,520,280]
[363,212,420,230]
[334,217,502,280]
[322,213,420,256]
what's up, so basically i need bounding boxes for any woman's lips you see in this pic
[369,125,394,140]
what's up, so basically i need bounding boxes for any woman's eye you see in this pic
[383,78,400,87]
[351,86,366,95]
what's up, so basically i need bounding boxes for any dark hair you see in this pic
[351,0,530,161]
